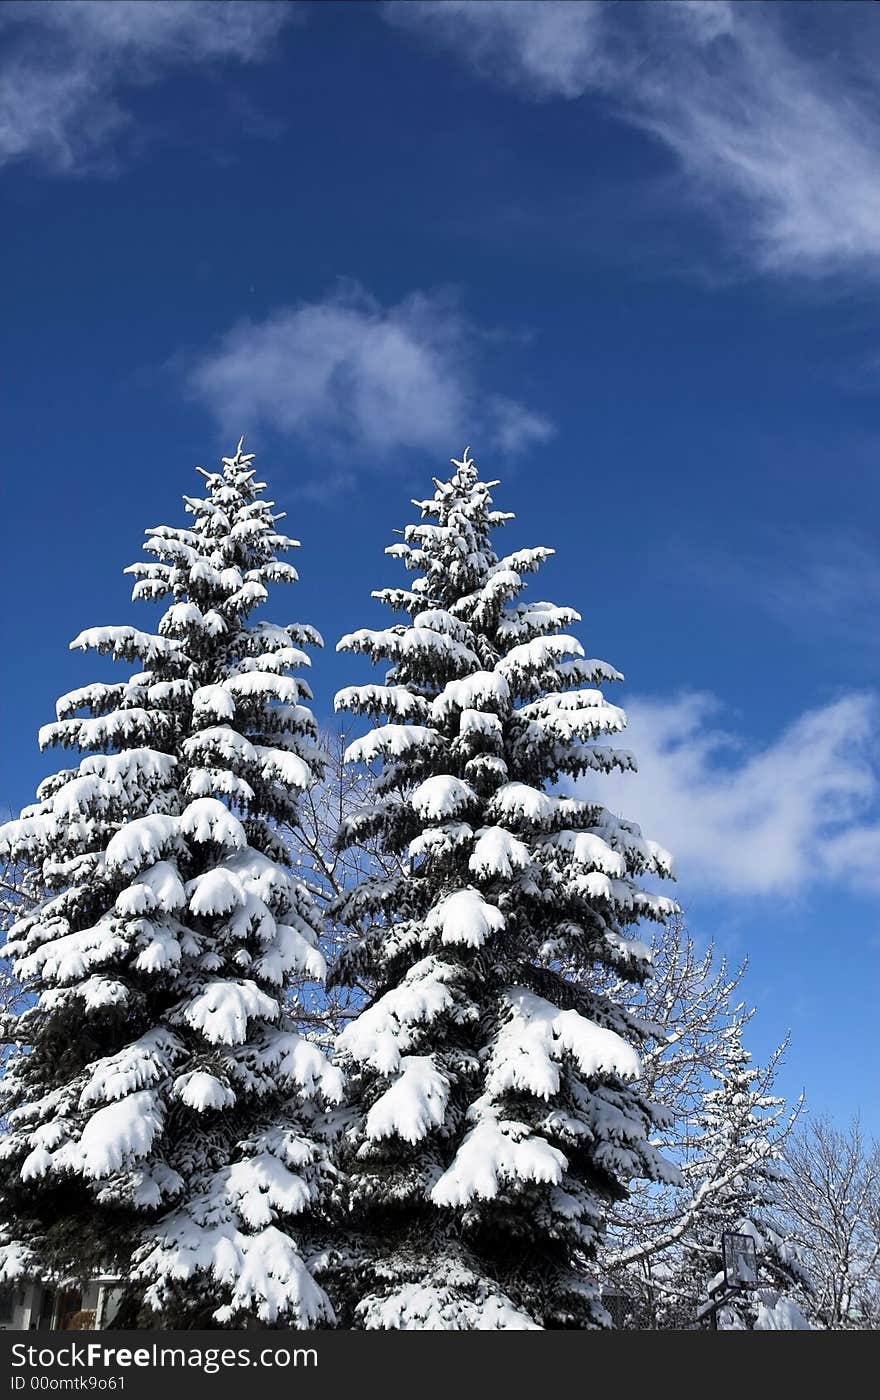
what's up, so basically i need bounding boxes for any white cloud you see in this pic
[186,282,554,459]
[577,690,880,898]
[0,0,291,172]
[386,1,880,277]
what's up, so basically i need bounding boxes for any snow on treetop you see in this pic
[458,708,502,738]
[408,822,474,863]
[39,707,170,754]
[246,619,323,652]
[496,634,585,683]
[254,1032,344,1102]
[337,626,480,674]
[69,625,183,665]
[356,1260,540,1331]
[160,601,206,637]
[485,782,558,826]
[61,1090,163,1180]
[335,683,429,720]
[254,745,312,791]
[136,1222,331,1328]
[13,920,129,985]
[78,1029,182,1109]
[519,691,627,740]
[411,608,472,640]
[254,922,326,985]
[224,1151,315,1229]
[540,830,627,878]
[224,672,304,706]
[192,684,236,723]
[78,748,177,788]
[233,646,311,676]
[186,867,247,918]
[224,847,296,906]
[497,601,581,643]
[115,860,187,917]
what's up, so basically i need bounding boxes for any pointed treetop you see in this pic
[194,440,260,493]
[221,437,256,477]
[418,447,502,525]
[449,445,478,491]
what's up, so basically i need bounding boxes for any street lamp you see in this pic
[722,1231,758,1290]
[695,1231,759,1329]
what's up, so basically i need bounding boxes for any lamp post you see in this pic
[695,1231,760,1330]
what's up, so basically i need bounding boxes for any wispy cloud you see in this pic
[0,0,292,173]
[577,690,880,897]
[186,281,555,460]
[685,526,880,653]
[386,0,880,277]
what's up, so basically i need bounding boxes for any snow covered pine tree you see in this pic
[601,928,810,1328]
[672,1026,811,1330]
[0,443,342,1328]
[329,449,679,1329]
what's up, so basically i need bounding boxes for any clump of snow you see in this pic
[70,1090,163,1178]
[468,826,530,879]
[365,1056,450,1144]
[345,725,441,765]
[192,685,236,722]
[105,815,179,878]
[425,889,504,948]
[432,1115,566,1207]
[186,867,246,917]
[485,989,641,1101]
[179,798,246,849]
[337,957,456,1074]
[115,860,186,916]
[410,775,476,822]
[431,671,510,720]
[173,1071,236,1113]
[183,980,280,1045]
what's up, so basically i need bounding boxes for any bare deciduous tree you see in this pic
[774,1115,880,1329]
[281,727,404,1044]
[1,856,38,1027]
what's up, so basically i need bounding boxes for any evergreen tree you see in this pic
[681,1025,812,1329]
[0,443,341,1327]
[327,448,678,1329]
[611,1014,810,1329]
[601,921,809,1327]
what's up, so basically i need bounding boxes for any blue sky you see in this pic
[1,1,878,1130]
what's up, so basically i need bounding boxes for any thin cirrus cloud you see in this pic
[0,0,292,172]
[576,690,880,898]
[687,527,880,652]
[186,283,556,463]
[385,0,880,278]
